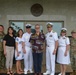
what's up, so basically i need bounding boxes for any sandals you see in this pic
[20,70,24,72]
[7,71,10,75]
[10,70,13,74]
[19,69,24,73]
[16,71,21,74]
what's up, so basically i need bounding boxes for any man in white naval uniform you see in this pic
[22,24,33,74]
[43,22,58,75]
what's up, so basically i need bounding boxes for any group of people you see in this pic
[0,22,76,75]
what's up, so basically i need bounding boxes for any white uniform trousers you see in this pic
[24,46,33,71]
[46,45,55,74]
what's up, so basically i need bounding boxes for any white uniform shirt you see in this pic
[22,32,32,47]
[58,36,70,47]
[45,30,58,46]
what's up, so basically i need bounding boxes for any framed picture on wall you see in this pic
[10,22,24,32]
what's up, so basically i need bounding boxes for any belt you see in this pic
[26,46,32,48]
[47,45,54,47]
[33,50,43,53]
[59,46,66,47]
[36,51,42,53]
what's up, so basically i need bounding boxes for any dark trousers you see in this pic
[33,52,43,73]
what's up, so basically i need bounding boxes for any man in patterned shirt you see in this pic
[30,24,45,75]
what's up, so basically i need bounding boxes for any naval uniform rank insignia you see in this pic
[63,38,65,39]
[49,35,52,37]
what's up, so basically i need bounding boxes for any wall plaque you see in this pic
[31,3,43,17]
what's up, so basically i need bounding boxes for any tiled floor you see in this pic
[0,64,75,75]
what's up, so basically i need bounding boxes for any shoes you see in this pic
[39,73,42,75]
[19,70,24,73]
[16,71,21,74]
[29,70,33,73]
[24,71,27,74]
[50,73,54,75]
[34,73,37,75]
[58,73,62,75]
[10,70,13,74]
[24,70,27,74]
[43,71,50,75]
[58,72,65,75]
[7,71,10,75]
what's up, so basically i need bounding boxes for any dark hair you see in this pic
[0,25,4,28]
[26,26,31,28]
[7,27,14,35]
[0,25,4,34]
[17,29,23,37]
[60,31,66,36]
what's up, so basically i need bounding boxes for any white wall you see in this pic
[0,0,76,35]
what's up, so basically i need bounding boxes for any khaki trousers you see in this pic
[6,46,14,69]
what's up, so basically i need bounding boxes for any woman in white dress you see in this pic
[15,29,24,74]
[57,28,70,75]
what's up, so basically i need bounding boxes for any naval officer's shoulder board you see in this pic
[52,30,56,33]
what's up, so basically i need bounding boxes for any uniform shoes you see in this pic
[24,69,27,74]
[24,69,33,74]
[58,72,65,75]
[58,73,62,75]
[43,71,50,75]
[50,73,54,75]
[29,70,33,73]
[24,71,27,74]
